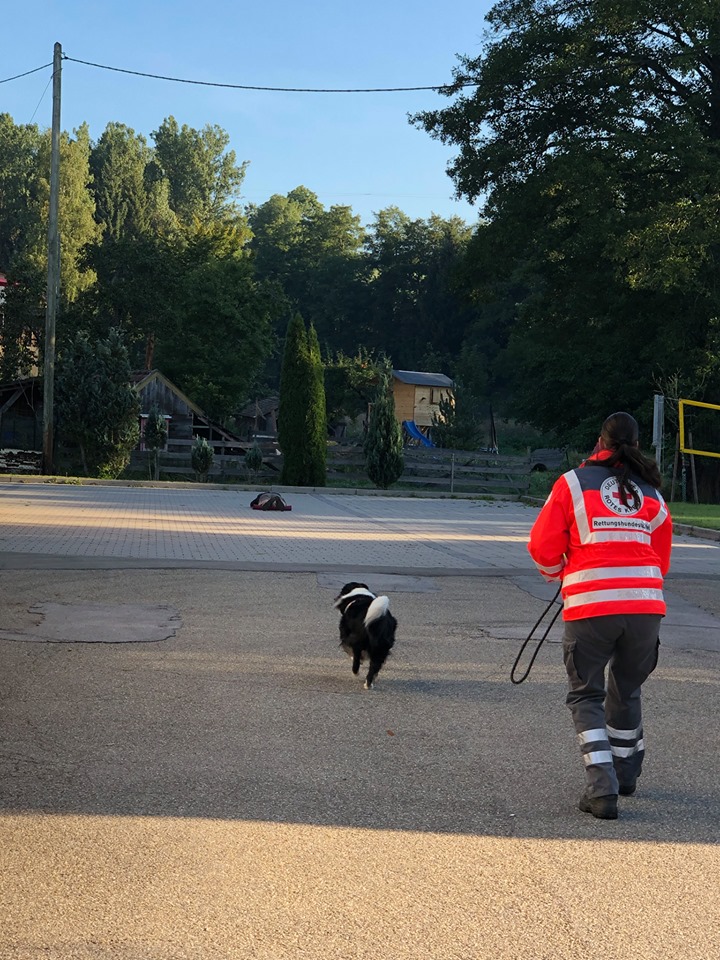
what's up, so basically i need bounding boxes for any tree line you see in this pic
[0,113,478,431]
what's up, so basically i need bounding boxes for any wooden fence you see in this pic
[326,446,531,496]
[136,441,531,497]
[130,438,282,482]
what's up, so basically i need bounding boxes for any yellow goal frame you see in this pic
[678,398,720,459]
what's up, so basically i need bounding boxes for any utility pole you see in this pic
[652,392,664,475]
[42,41,62,475]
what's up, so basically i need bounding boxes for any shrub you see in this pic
[244,443,264,479]
[191,435,214,481]
[56,329,140,478]
[144,405,168,480]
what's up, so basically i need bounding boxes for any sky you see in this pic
[2,1,495,229]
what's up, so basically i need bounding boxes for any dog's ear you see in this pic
[336,581,368,600]
[334,582,375,607]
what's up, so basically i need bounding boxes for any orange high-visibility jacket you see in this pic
[528,450,673,621]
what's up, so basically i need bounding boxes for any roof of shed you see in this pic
[392,370,454,388]
[237,396,280,418]
[132,369,205,417]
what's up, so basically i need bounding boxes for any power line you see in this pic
[63,54,469,93]
[0,63,53,84]
[29,75,54,124]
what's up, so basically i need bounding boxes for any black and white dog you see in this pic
[333,582,397,689]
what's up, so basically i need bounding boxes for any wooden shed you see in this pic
[0,377,43,472]
[391,370,454,430]
[0,371,252,476]
[131,370,247,464]
[234,396,279,440]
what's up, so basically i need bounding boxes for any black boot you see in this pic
[579,791,618,820]
[618,781,637,796]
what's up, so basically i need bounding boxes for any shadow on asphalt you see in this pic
[2,645,718,845]
[1,568,718,846]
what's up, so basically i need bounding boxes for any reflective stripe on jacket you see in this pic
[528,451,672,621]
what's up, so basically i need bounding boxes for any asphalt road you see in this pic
[1,484,719,959]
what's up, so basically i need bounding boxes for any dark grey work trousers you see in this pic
[562,614,661,798]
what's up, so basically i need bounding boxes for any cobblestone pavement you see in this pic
[1,482,719,579]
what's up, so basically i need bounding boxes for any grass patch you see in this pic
[528,471,555,499]
[668,502,720,530]
[529,470,720,530]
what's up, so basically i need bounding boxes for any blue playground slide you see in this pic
[403,420,435,447]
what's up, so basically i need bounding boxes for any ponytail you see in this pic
[584,412,662,505]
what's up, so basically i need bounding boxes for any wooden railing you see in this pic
[131,442,531,496]
[326,446,531,495]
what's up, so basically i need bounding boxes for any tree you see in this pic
[0,116,99,379]
[248,187,366,352]
[305,323,327,485]
[0,113,42,273]
[191,435,214,481]
[71,231,180,370]
[413,1,720,444]
[90,122,176,242]
[77,122,181,367]
[431,383,483,451]
[152,116,247,225]
[364,366,404,488]
[155,254,278,422]
[277,313,327,486]
[243,443,264,482]
[278,314,308,485]
[143,404,167,480]
[49,124,102,304]
[55,329,140,478]
[363,208,473,370]
[324,348,381,429]
[81,119,253,375]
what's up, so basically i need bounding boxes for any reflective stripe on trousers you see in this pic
[563,613,661,799]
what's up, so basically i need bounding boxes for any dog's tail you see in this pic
[364,595,390,626]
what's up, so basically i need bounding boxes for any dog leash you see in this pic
[510,586,563,684]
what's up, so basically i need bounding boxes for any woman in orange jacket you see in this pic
[528,412,673,820]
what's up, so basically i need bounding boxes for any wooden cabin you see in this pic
[131,370,247,464]
[391,370,454,432]
[0,377,43,472]
[0,371,249,475]
[234,396,279,440]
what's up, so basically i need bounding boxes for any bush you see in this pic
[244,443,264,479]
[431,384,483,450]
[191,435,214,480]
[55,329,140,478]
[144,405,168,480]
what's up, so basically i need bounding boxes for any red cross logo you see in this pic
[601,477,643,514]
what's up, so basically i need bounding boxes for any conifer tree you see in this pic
[364,366,404,488]
[191,435,214,481]
[278,313,310,485]
[278,314,328,486]
[305,322,327,486]
[143,404,168,480]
